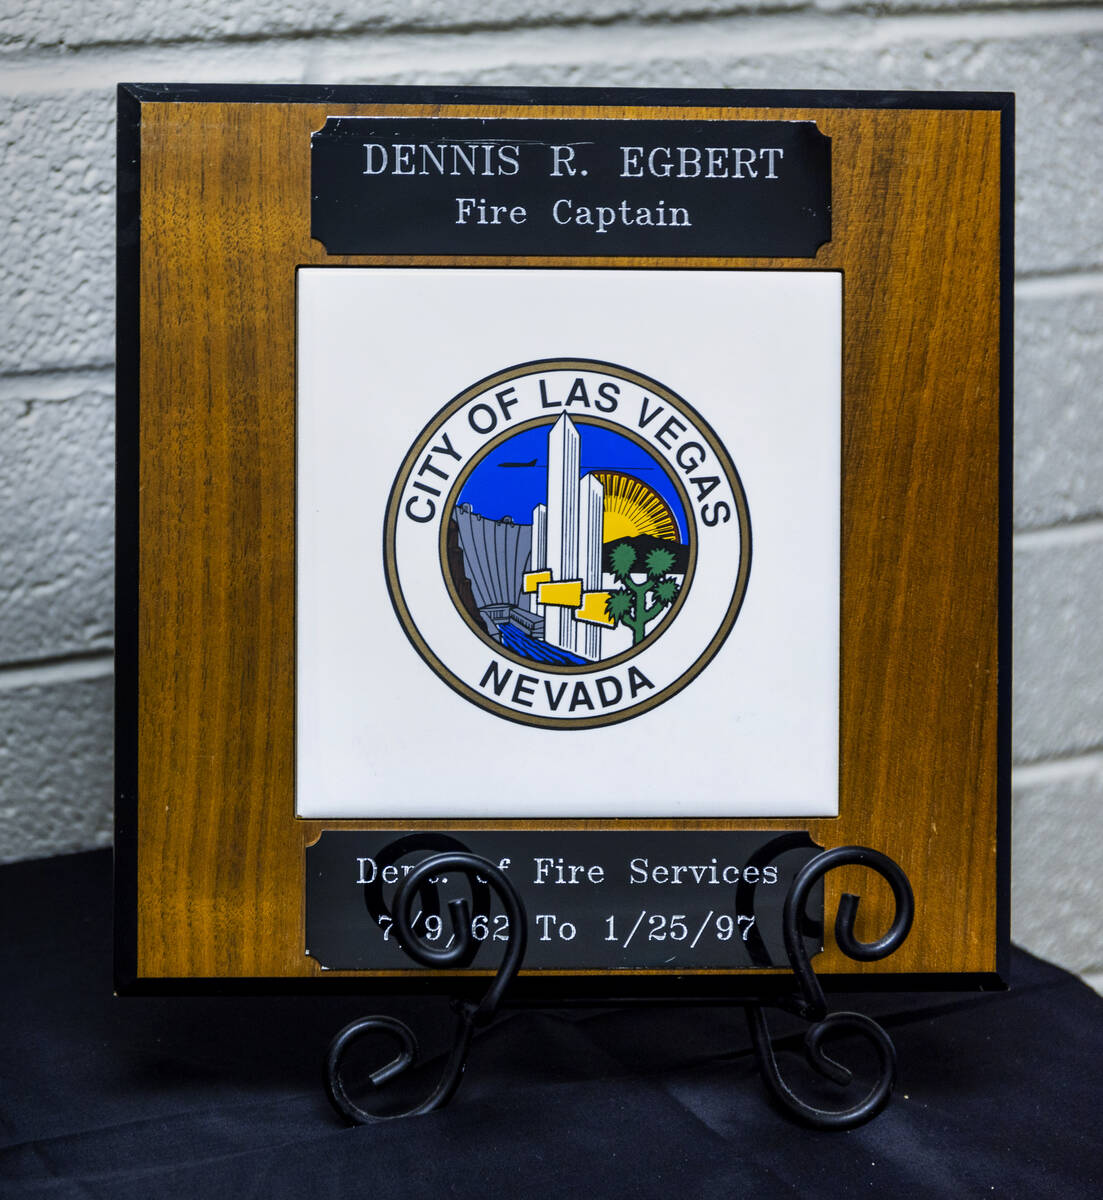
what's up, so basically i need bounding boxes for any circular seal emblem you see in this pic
[384,359,751,729]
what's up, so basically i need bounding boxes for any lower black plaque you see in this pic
[305,831,823,971]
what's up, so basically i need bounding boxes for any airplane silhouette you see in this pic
[495,458,654,471]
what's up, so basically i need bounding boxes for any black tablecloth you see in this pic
[1,850,1100,1197]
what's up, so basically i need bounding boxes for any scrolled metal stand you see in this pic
[325,853,526,1124]
[325,844,913,1132]
[746,845,915,1130]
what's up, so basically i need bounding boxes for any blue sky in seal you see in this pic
[456,421,688,542]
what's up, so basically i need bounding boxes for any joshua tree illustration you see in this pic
[605,542,680,645]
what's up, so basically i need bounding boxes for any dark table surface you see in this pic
[1,849,1100,1198]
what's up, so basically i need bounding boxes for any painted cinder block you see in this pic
[1014,530,1103,765]
[1016,287,1103,531]
[0,672,113,864]
[0,377,114,664]
[1012,761,1103,975]
[0,90,115,373]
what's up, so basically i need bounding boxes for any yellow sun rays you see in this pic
[593,471,679,542]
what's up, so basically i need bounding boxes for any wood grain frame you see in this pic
[116,85,1012,996]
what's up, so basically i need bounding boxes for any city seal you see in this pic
[384,359,751,729]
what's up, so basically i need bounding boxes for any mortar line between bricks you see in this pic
[1013,748,1103,786]
[0,651,113,692]
[12,4,783,55]
[3,5,1103,93]
[1016,269,1103,298]
[1013,517,1103,551]
[0,366,113,402]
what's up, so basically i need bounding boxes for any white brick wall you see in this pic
[2,1,1100,988]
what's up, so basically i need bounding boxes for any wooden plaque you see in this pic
[115,85,1012,996]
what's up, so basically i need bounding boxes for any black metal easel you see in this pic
[325,847,914,1130]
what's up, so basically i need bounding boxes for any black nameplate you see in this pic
[305,831,823,971]
[311,117,830,258]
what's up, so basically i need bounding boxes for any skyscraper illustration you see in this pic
[578,472,605,660]
[538,414,605,660]
[529,504,547,618]
[546,413,579,652]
